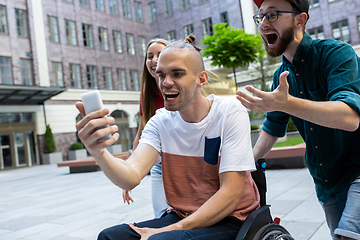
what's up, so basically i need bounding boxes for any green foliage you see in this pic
[287,118,298,132]
[45,125,56,153]
[251,124,260,130]
[70,142,83,150]
[274,137,304,148]
[200,23,265,84]
[248,111,266,120]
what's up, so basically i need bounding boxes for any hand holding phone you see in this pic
[81,90,111,142]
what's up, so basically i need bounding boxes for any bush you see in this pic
[70,142,83,150]
[287,118,298,132]
[45,125,56,153]
[251,124,260,130]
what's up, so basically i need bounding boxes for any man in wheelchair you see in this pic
[76,35,261,240]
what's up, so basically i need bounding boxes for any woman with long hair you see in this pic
[122,38,170,218]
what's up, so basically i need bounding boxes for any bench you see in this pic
[264,143,306,169]
[57,151,130,173]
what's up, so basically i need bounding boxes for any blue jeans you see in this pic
[97,212,242,240]
[321,175,360,240]
[150,164,169,218]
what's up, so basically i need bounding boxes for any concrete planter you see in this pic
[107,144,122,155]
[42,152,63,165]
[68,149,87,160]
[251,129,261,147]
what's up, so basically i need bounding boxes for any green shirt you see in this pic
[262,32,360,203]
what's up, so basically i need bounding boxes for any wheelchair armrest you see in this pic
[235,205,273,240]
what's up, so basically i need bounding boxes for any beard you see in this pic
[262,25,295,57]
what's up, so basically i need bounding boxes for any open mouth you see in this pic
[164,92,179,101]
[265,33,278,45]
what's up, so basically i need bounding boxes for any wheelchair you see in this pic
[235,158,295,240]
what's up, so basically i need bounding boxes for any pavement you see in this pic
[0,164,331,240]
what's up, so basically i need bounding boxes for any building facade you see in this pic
[0,0,151,170]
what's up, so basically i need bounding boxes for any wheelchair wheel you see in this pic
[252,223,295,240]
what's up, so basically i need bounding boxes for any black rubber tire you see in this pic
[252,223,295,240]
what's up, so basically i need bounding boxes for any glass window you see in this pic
[82,23,94,48]
[51,62,64,87]
[138,36,146,57]
[134,1,143,22]
[15,9,28,38]
[103,67,113,90]
[86,65,98,89]
[79,0,90,7]
[65,19,77,46]
[220,12,229,25]
[332,20,351,44]
[70,63,81,88]
[117,68,127,90]
[199,0,209,4]
[113,30,123,53]
[180,0,190,11]
[309,0,320,9]
[148,2,157,23]
[0,56,13,84]
[307,26,324,40]
[20,59,33,86]
[48,16,60,43]
[99,27,109,51]
[15,132,26,166]
[130,70,139,91]
[95,0,105,11]
[0,134,12,168]
[163,0,173,17]
[109,0,119,15]
[0,5,8,35]
[122,0,131,19]
[183,24,193,38]
[202,18,213,36]
[167,30,176,41]
[126,33,135,55]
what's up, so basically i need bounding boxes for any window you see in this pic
[20,59,33,86]
[117,68,127,90]
[183,24,193,37]
[134,2,143,22]
[163,0,173,17]
[51,62,64,87]
[126,33,135,55]
[63,0,74,3]
[180,0,190,11]
[220,12,229,25]
[167,30,176,41]
[308,26,324,40]
[99,27,109,51]
[138,36,146,57]
[113,30,123,53]
[332,20,351,44]
[82,23,94,48]
[130,70,139,91]
[122,0,131,19]
[148,2,157,23]
[0,56,13,84]
[86,65,98,89]
[65,19,77,45]
[95,0,105,11]
[0,5,8,35]
[199,0,209,4]
[70,63,81,88]
[202,18,213,36]
[103,67,113,90]
[15,9,28,38]
[109,0,119,15]
[48,16,60,43]
[79,0,90,7]
[309,0,320,9]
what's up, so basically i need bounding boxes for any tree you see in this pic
[200,23,265,87]
[45,124,56,153]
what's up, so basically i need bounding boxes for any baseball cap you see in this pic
[253,0,309,16]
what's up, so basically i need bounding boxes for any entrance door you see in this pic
[15,132,26,166]
[0,134,12,169]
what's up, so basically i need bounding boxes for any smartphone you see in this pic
[81,90,111,142]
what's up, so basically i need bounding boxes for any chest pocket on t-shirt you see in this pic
[204,136,221,165]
